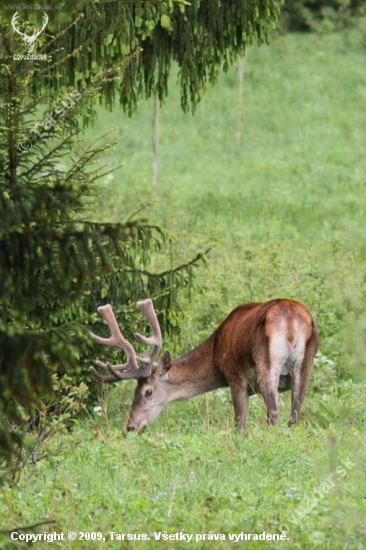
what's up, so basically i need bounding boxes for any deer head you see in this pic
[89,300,166,430]
[12,11,49,54]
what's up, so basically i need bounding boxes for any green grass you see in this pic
[1,399,365,549]
[1,30,366,549]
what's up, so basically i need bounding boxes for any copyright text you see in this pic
[10,530,289,543]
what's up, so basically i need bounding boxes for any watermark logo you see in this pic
[279,457,355,535]
[11,10,48,58]
[4,4,63,9]
[18,88,82,153]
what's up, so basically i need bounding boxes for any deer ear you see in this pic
[158,350,171,374]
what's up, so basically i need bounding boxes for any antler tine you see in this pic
[135,299,162,367]
[89,361,144,383]
[90,300,162,383]
[90,304,140,382]
[91,305,139,365]
[89,363,121,384]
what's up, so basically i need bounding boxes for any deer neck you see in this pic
[164,337,226,402]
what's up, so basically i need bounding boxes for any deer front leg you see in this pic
[229,381,249,432]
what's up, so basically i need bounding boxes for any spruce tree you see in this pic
[0,0,281,475]
[2,0,282,113]
[0,13,204,474]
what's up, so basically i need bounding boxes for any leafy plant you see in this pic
[3,375,89,487]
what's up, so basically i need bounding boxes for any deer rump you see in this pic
[212,300,316,394]
[208,299,318,428]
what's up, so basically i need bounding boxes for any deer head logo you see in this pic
[11,11,48,54]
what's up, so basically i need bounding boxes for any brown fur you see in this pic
[127,299,318,431]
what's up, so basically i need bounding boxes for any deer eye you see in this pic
[145,389,153,398]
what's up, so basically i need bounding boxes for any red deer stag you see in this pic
[90,299,318,432]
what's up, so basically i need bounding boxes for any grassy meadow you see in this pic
[1,30,366,549]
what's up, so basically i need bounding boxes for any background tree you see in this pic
[279,0,365,32]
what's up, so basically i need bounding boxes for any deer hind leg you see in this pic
[256,332,290,425]
[258,371,280,425]
[288,335,317,426]
[256,357,281,426]
[229,379,249,432]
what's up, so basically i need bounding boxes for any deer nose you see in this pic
[126,426,136,432]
